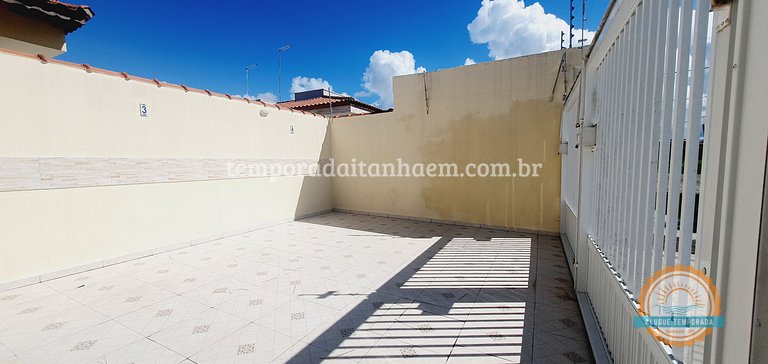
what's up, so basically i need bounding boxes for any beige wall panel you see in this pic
[0,51,332,285]
[331,50,577,233]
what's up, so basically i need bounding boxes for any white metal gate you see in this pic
[561,0,768,363]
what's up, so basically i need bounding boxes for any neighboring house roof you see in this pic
[278,96,385,114]
[2,0,94,33]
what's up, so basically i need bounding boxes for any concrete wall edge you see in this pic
[332,208,559,237]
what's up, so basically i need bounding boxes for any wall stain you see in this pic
[418,100,562,232]
[331,50,577,233]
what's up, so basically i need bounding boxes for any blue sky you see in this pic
[59,0,608,107]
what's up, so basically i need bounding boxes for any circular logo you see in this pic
[638,265,721,347]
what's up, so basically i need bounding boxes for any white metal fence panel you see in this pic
[587,237,673,364]
[572,0,714,362]
[591,0,711,301]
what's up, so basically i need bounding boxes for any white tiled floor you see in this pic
[0,212,593,363]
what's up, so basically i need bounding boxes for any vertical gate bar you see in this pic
[641,0,671,284]
[603,47,616,259]
[615,16,632,276]
[693,2,719,278]
[593,60,602,244]
[596,62,606,244]
[617,20,633,271]
[611,24,628,273]
[605,46,617,259]
[610,29,628,264]
[601,58,611,244]
[626,2,648,292]
[604,50,617,246]
[629,1,657,293]
[664,0,694,267]
[599,51,614,245]
[633,0,664,289]
[678,0,710,267]
[654,0,682,272]
[619,10,641,281]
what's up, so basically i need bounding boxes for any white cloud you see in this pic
[361,50,426,109]
[464,58,477,65]
[468,0,595,60]
[255,92,278,103]
[290,76,333,95]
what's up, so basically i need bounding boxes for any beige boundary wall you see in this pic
[0,50,332,288]
[0,48,577,289]
[331,49,579,234]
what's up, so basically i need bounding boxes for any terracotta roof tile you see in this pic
[2,0,95,33]
[278,96,384,113]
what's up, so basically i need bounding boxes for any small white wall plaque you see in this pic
[289,125,295,135]
[139,104,148,117]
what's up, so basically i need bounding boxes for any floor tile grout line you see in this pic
[0,301,119,359]
[174,319,252,362]
[0,213,590,363]
[444,267,475,363]
[47,319,144,363]
[98,322,187,363]
[0,340,20,360]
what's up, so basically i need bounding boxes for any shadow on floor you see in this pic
[285,212,594,363]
